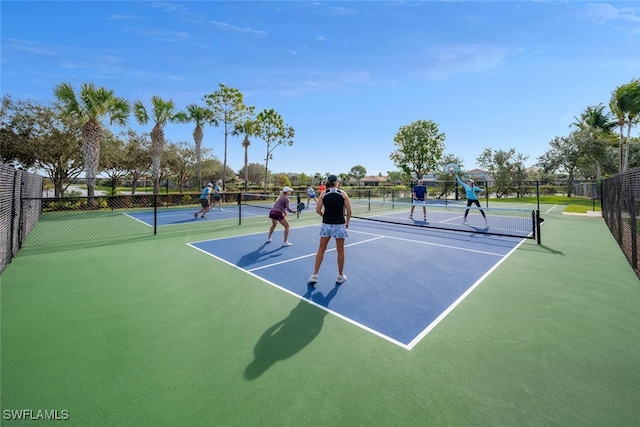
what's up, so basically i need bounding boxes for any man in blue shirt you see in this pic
[409,179,427,221]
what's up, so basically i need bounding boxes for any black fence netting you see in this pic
[602,168,640,279]
[0,164,43,275]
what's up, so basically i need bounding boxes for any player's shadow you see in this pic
[237,243,283,267]
[244,284,341,380]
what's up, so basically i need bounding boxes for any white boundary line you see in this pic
[187,223,524,350]
[406,237,527,350]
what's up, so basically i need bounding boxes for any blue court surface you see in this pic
[188,219,525,349]
[124,205,264,226]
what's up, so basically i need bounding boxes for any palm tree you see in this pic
[570,103,616,180]
[54,82,130,198]
[133,96,177,194]
[174,104,214,187]
[203,84,253,189]
[610,79,640,172]
[234,118,258,192]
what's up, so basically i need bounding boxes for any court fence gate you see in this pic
[602,168,640,279]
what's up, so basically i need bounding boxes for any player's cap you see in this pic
[468,179,474,184]
[327,174,339,183]
[216,179,222,184]
[282,186,293,193]
[207,182,213,187]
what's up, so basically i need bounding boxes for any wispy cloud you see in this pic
[3,39,58,57]
[584,3,640,23]
[209,20,267,36]
[414,44,515,81]
[106,14,142,21]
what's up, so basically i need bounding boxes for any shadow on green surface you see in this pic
[244,284,341,380]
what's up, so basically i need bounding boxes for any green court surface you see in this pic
[1,205,639,426]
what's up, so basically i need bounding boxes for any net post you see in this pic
[536,181,540,211]
[536,209,541,245]
[368,189,371,211]
[237,192,242,226]
[297,194,301,218]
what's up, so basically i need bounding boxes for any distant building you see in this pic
[359,175,389,186]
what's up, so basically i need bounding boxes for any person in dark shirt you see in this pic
[409,179,427,221]
[308,175,352,285]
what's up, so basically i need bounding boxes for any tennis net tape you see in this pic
[349,198,540,240]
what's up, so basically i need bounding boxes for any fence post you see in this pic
[153,194,158,235]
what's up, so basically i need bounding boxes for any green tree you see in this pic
[204,84,254,189]
[254,109,295,192]
[234,117,259,192]
[174,103,213,186]
[349,165,367,186]
[536,131,595,197]
[133,96,177,195]
[121,130,152,195]
[571,103,616,180]
[477,148,528,198]
[54,82,130,198]
[390,119,445,180]
[609,79,640,172]
[100,130,129,195]
[165,141,196,194]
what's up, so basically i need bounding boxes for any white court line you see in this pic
[546,204,559,214]
[247,236,385,272]
[349,228,506,257]
[187,223,523,350]
[187,239,410,349]
[406,238,526,350]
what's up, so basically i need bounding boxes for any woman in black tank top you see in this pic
[308,175,352,286]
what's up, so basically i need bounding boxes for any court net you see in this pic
[349,198,541,241]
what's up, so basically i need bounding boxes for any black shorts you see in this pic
[200,199,210,208]
[212,195,221,201]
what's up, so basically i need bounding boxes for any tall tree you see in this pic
[54,82,130,198]
[254,109,295,192]
[121,130,152,195]
[536,131,594,197]
[133,96,177,195]
[204,84,253,189]
[477,148,528,197]
[99,130,129,196]
[174,103,214,187]
[233,117,259,192]
[349,165,367,186]
[164,141,197,194]
[610,79,640,172]
[571,103,616,180]
[389,119,445,180]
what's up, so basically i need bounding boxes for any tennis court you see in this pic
[2,204,639,426]
[189,221,524,348]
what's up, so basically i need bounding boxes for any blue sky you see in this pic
[2,1,639,178]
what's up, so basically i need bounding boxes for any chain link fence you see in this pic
[602,168,640,279]
[0,164,43,275]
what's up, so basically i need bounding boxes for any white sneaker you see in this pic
[308,274,318,284]
[266,237,272,243]
[282,241,292,247]
[462,218,467,224]
[336,274,347,284]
